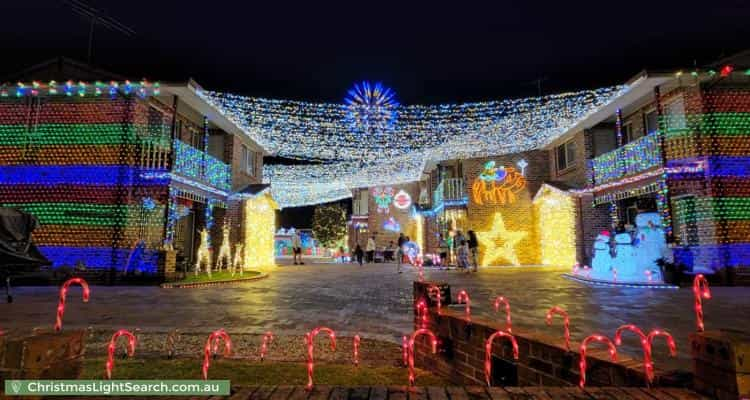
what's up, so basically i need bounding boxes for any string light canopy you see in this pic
[199,84,631,207]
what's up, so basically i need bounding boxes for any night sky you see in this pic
[2,0,749,226]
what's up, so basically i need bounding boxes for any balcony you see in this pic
[172,139,231,191]
[590,133,663,186]
[433,178,467,209]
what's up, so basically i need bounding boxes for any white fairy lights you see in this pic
[198,86,629,207]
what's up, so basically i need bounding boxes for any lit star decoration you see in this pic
[199,85,629,207]
[476,213,527,266]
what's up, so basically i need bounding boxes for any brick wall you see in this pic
[224,134,263,191]
[548,130,588,188]
[464,151,549,265]
[367,183,421,249]
[412,281,681,387]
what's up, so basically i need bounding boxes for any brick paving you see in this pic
[2,261,749,371]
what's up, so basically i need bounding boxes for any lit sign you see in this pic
[392,189,412,209]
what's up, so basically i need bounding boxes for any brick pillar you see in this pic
[690,330,750,400]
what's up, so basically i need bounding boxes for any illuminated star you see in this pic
[476,213,527,266]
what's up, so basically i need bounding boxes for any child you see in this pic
[354,244,364,267]
[457,239,470,272]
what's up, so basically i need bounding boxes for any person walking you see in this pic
[457,239,470,273]
[396,232,406,273]
[366,235,376,263]
[438,233,448,268]
[292,230,304,265]
[467,230,479,272]
[453,230,465,267]
[354,243,364,266]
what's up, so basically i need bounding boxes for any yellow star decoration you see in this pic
[476,213,527,266]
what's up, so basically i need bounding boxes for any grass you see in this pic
[172,270,263,284]
[81,358,447,386]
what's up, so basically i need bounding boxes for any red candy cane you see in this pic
[484,330,519,386]
[646,329,677,383]
[545,306,570,351]
[105,329,136,379]
[456,290,471,319]
[493,296,512,333]
[415,299,428,328]
[55,277,90,332]
[579,334,617,388]
[202,329,231,380]
[306,327,336,390]
[408,328,437,387]
[614,324,650,384]
[693,274,711,331]
[402,335,409,366]
[260,331,273,361]
[353,335,361,366]
[427,285,442,313]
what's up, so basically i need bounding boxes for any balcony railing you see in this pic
[433,178,467,208]
[590,132,663,186]
[172,139,231,191]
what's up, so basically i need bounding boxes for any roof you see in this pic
[541,71,674,149]
[1,57,128,83]
[236,183,271,195]
[160,79,268,154]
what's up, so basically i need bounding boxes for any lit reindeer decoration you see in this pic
[233,243,244,277]
[195,228,211,277]
[215,224,232,273]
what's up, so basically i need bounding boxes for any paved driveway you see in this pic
[1,261,747,370]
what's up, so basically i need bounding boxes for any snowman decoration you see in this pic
[632,212,666,282]
[590,231,614,280]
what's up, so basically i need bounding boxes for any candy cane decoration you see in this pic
[693,274,711,331]
[202,329,232,380]
[428,285,442,313]
[165,329,180,359]
[493,296,512,333]
[54,277,90,332]
[408,328,437,387]
[545,306,570,351]
[415,299,428,328]
[579,334,617,388]
[646,329,677,384]
[614,324,650,384]
[402,335,409,366]
[612,267,617,283]
[260,331,273,361]
[105,329,136,379]
[484,330,519,386]
[306,327,336,390]
[456,290,470,319]
[353,335,361,366]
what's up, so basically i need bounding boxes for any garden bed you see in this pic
[161,271,267,288]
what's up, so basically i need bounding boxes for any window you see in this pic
[664,98,686,130]
[556,139,577,171]
[240,144,255,176]
[644,109,659,135]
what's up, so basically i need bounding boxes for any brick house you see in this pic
[348,56,750,283]
[0,58,269,281]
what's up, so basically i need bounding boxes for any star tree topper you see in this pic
[477,213,527,266]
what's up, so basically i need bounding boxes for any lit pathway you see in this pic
[1,260,748,371]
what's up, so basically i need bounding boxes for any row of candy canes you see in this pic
[35,274,713,387]
[415,276,711,388]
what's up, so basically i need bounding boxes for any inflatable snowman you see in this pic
[612,232,637,281]
[590,231,614,280]
[632,212,665,282]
